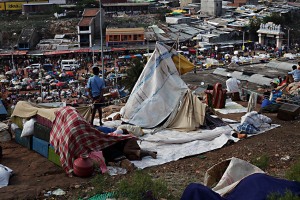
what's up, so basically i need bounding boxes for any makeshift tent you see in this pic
[50,106,134,174]
[121,42,206,131]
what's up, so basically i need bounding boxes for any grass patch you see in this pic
[267,190,300,200]
[251,154,270,170]
[90,173,117,195]
[115,170,173,200]
[286,160,300,182]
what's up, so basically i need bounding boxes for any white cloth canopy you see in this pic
[121,42,206,131]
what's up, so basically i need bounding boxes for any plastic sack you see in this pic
[117,124,144,137]
[0,122,8,132]
[21,118,36,137]
[10,123,19,131]
[89,151,107,174]
[0,164,13,188]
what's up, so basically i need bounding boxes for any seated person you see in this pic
[287,65,300,83]
[260,79,286,113]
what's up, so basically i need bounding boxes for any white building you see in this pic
[201,0,222,17]
[257,22,284,48]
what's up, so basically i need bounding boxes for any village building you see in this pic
[105,27,145,47]
[77,8,104,48]
[17,28,40,50]
[201,0,222,16]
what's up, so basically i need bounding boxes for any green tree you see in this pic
[248,17,262,41]
[121,58,145,92]
[263,13,286,25]
[75,0,98,11]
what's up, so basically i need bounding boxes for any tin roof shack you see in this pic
[17,28,40,50]
[182,3,201,15]
[36,34,78,51]
[166,16,196,25]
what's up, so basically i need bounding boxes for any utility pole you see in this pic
[287,28,290,51]
[99,0,104,79]
[92,44,95,66]
[242,31,245,52]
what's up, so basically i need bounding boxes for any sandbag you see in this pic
[0,164,13,188]
[0,130,11,142]
[21,118,36,137]
[0,122,11,142]
[117,124,144,137]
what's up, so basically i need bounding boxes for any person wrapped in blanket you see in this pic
[100,128,157,172]
[232,111,272,139]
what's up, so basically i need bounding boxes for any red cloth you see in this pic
[50,106,134,174]
[212,83,226,109]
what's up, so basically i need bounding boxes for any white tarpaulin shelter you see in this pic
[121,42,206,131]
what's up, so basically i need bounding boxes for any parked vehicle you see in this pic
[61,59,79,71]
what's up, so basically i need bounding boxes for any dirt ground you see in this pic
[1,71,300,200]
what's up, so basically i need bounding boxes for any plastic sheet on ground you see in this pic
[215,99,247,114]
[131,123,279,169]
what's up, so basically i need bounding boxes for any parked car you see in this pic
[61,60,79,71]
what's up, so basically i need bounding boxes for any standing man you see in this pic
[226,73,241,101]
[87,66,105,126]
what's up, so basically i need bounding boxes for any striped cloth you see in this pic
[237,123,260,135]
[212,83,227,109]
[50,106,134,174]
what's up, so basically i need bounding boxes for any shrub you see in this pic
[267,190,300,200]
[115,170,171,200]
[251,154,270,170]
[286,160,300,182]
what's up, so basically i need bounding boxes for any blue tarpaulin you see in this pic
[0,100,8,115]
[181,173,300,200]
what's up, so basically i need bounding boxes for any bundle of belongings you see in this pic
[181,157,300,200]
[233,111,272,139]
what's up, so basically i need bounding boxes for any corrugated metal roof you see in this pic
[266,61,295,71]
[213,68,273,86]
[19,28,35,43]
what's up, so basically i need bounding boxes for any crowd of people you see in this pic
[0,52,139,115]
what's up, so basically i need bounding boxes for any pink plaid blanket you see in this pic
[50,106,134,174]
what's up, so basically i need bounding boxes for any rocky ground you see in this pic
[1,68,300,199]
